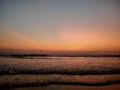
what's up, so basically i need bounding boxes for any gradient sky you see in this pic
[0,0,120,51]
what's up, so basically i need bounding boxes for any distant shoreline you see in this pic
[0,54,120,58]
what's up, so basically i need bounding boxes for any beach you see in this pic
[0,56,120,90]
[1,0,120,90]
[7,84,120,90]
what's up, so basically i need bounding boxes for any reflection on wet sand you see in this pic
[6,84,120,90]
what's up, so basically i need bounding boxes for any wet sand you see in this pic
[6,84,120,90]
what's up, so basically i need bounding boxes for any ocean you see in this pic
[0,56,120,90]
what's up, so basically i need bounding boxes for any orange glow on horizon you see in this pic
[0,0,120,52]
[0,24,120,52]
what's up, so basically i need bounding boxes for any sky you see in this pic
[0,0,120,52]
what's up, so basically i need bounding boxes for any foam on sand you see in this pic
[0,74,120,88]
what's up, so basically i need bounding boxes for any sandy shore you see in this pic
[4,84,120,90]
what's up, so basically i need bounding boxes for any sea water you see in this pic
[0,57,120,88]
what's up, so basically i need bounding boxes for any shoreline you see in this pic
[0,57,120,75]
[0,57,120,89]
[0,74,120,89]
[6,84,120,90]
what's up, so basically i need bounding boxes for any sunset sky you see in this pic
[0,0,120,52]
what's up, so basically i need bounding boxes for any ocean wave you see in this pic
[0,57,120,75]
[0,74,120,88]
